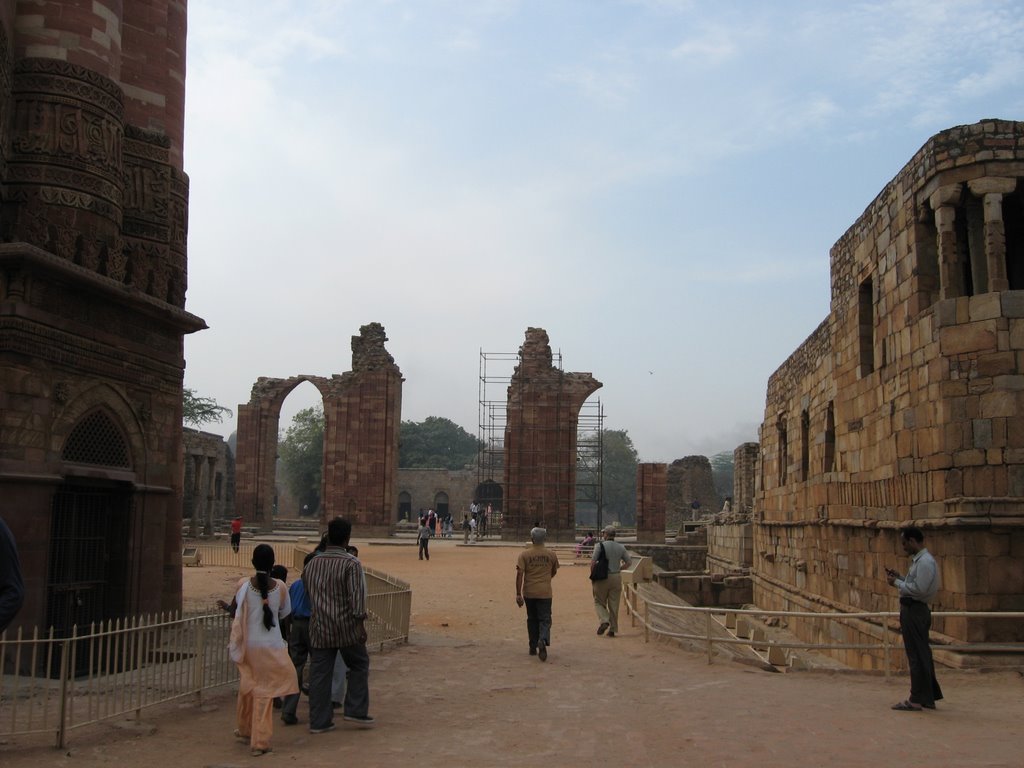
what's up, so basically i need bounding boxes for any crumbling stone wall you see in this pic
[756,120,1024,665]
[666,456,722,529]
[503,328,601,542]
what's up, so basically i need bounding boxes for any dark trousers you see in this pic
[899,599,943,706]
[281,617,310,719]
[524,597,552,650]
[309,644,369,729]
[418,537,429,560]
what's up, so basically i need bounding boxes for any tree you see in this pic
[710,450,734,501]
[601,430,639,525]
[399,417,481,469]
[277,406,324,516]
[182,388,233,427]
[577,429,639,527]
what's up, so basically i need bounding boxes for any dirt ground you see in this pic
[3,537,1023,768]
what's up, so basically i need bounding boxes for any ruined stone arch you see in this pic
[233,375,333,528]
[233,323,403,535]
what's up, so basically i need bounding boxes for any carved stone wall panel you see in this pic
[6,60,126,255]
[0,24,11,185]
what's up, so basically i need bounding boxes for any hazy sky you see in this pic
[181,0,1024,462]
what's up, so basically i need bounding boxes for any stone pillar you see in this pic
[967,177,1017,293]
[930,184,963,300]
[190,453,203,538]
[503,328,602,542]
[733,442,759,515]
[635,463,667,543]
[205,455,217,535]
[319,324,403,537]
[234,398,276,528]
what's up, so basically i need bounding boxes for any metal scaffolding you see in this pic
[477,349,604,538]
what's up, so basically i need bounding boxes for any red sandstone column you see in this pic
[320,325,403,537]
[635,463,666,543]
[503,328,601,542]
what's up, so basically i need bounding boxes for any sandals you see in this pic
[891,699,923,711]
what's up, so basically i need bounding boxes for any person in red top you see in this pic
[230,516,243,553]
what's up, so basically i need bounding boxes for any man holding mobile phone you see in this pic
[886,526,942,712]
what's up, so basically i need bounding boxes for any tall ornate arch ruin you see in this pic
[234,323,403,537]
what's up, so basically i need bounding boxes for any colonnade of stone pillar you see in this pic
[930,177,1017,298]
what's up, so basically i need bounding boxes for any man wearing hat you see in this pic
[592,526,632,637]
[515,527,560,661]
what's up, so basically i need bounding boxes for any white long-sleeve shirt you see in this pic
[895,548,939,603]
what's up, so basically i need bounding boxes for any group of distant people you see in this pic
[224,517,374,756]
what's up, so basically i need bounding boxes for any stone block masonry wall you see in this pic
[706,523,752,574]
[635,463,667,542]
[396,468,477,522]
[756,120,1024,664]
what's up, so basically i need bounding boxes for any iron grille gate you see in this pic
[46,484,133,675]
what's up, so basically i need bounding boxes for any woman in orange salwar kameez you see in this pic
[228,544,299,756]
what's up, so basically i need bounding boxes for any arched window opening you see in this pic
[434,491,450,519]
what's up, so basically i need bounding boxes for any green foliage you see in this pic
[277,406,324,516]
[578,429,639,526]
[710,450,734,500]
[182,388,233,428]
[602,430,639,524]
[399,417,481,469]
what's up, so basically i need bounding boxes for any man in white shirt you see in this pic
[886,526,943,711]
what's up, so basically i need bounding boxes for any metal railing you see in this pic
[0,611,235,749]
[1,567,412,749]
[622,581,1024,671]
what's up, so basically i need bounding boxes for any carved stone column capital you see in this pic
[929,183,963,210]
